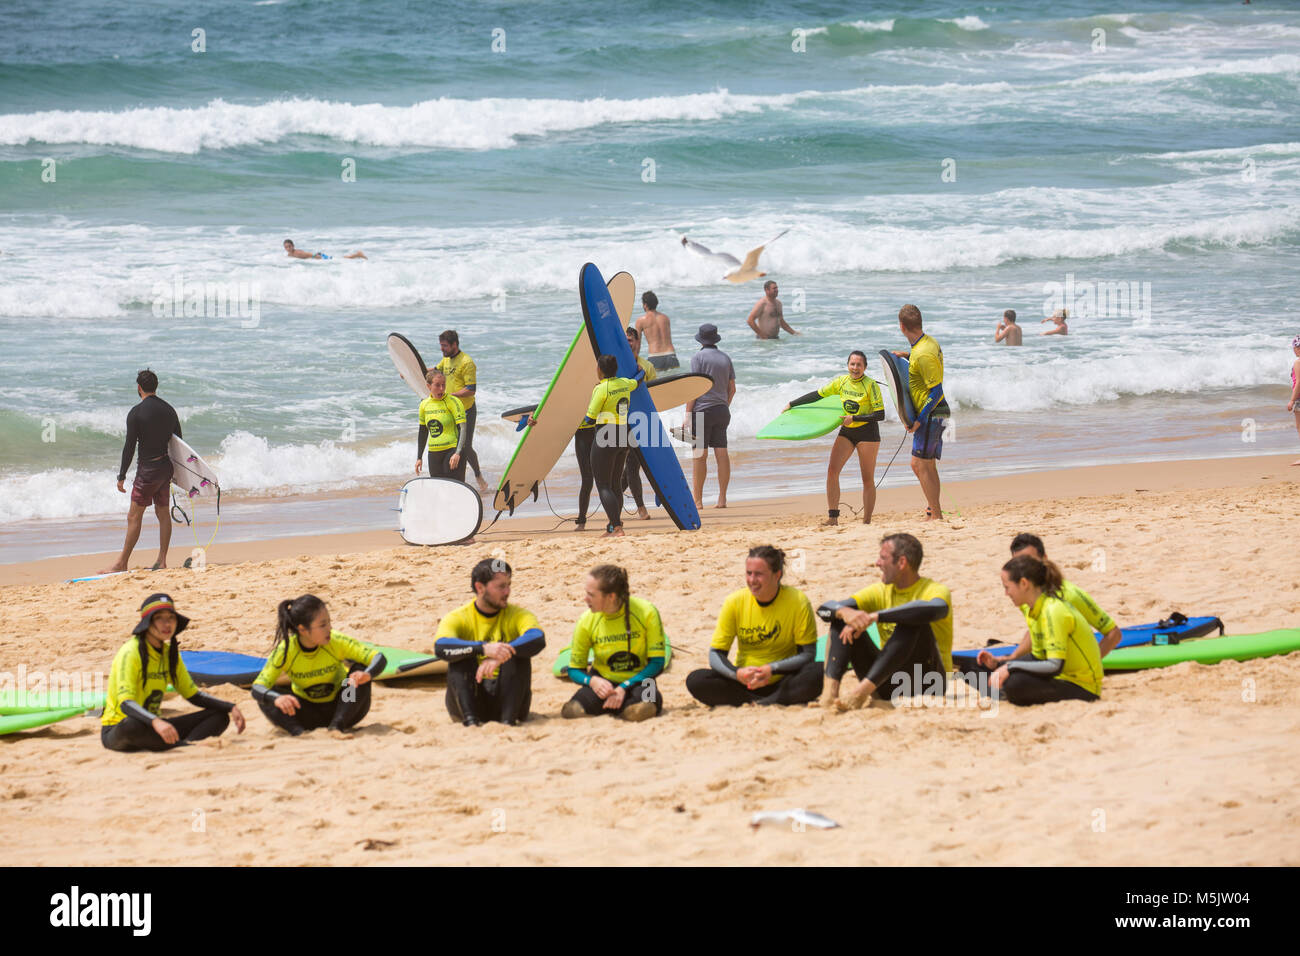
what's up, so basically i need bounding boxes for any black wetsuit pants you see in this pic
[999,672,1099,706]
[256,666,373,735]
[462,403,482,480]
[575,427,595,524]
[427,448,467,482]
[685,659,823,707]
[824,619,947,700]
[567,677,663,716]
[101,709,229,752]
[445,655,532,725]
[622,453,649,510]
[591,426,630,530]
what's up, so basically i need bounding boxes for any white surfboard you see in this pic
[398,477,482,545]
[493,272,635,515]
[168,435,220,502]
[388,332,430,400]
[499,372,713,423]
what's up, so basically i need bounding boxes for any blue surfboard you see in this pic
[182,650,267,686]
[951,615,1224,674]
[578,263,701,531]
[878,350,916,427]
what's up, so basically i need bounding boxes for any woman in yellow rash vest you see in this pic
[561,564,665,721]
[101,593,246,752]
[250,594,387,736]
[414,368,467,482]
[582,353,642,538]
[782,350,885,525]
[990,555,1103,706]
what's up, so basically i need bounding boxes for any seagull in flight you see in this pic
[681,229,789,284]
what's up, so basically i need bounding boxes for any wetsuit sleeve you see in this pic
[118,404,139,481]
[434,635,483,661]
[1007,657,1063,677]
[328,631,386,680]
[850,409,885,422]
[184,690,235,712]
[620,604,667,687]
[364,652,386,680]
[621,656,664,687]
[508,627,545,659]
[252,649,285,699]
[567,616,594,685]
[417,423,429,456]
[122,700,156,725]
[769,643,814,674]
[788,390,822,408]
[916,383,945,423]
[708,647,739,679]
[817,598,859,622]
[874,598,949,625]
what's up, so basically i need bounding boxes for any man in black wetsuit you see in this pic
[101,369,182,573]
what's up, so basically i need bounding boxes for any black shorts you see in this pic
[837,422,880,444]
[648,353,679,372]
[693,405,730,449]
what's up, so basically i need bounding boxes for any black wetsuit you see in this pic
[820,597,949,700]
[250,658,385,735]
[118,394,181,481]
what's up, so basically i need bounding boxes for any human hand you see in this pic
[152,717,179,744]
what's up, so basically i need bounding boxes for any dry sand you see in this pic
[2,455,1298,866]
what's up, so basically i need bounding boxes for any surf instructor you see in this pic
[102,369,182,574]
[893,304,949,521]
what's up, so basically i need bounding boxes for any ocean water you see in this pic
[1,1,1298,557]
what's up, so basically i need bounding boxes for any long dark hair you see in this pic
[136,633,179,683]
[590,564,631,636]
[272,594,328,665]
[1002,555,1064,598]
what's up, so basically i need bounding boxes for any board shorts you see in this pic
[131,457,174,508]
[693,405,730,449]
[648,352,679,372]
[911,417,946,460]
[316,252,331,259]
[837,422,880,444]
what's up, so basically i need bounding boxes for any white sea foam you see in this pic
[939,16,988,31]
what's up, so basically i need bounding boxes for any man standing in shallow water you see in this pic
[636,291,679,373]
[746,280,800,339]
[995,309,1022,345]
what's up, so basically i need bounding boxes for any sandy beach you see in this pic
[2,454,1298,867]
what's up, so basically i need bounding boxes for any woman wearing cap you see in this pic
[1042,308,1068,336]
[781,350,884,525]
[1288,334,1300,465]
[250,594,387,737]
[101,593,245,752]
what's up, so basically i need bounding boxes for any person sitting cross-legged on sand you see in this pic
[102,593,245,752]
[250,594,387,737]
[815,532,953,711]
[685,545,822,707]
[561,564,665,722]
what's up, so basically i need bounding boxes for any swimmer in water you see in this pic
[283,239,366,260]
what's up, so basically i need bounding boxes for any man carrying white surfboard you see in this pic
[101,370,182,574]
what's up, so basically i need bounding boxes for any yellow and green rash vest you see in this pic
[820,373,883,427]
[254,630,379,703]
[851,577,955,673]
[436,350,477,410]
[1022,593,1104,696]
[586,377,638,426]
[103,637,199,727]
[906,333,950,420]
[418,394,466,452]
[711,585,817,683]
[570,596,665,684]
[1060,579,1116,634]
[636,356,658,382]
[435,600,541,680]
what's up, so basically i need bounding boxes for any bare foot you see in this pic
[715,500,727,509]
[1292,460,1300,466]
[327,728,355,740]
[812,688,838,709]
[636,507,650,520]
[150,561,166,571]
[476,475,490,493]
[693,498,703,508]
[574,521,587,532]
[601,527,625,538]
[97,562,127,575]
[823,516,839,527]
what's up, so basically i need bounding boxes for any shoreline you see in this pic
[5,452,1297,588]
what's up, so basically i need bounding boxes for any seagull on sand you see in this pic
[680,229,789,284]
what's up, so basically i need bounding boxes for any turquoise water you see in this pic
[1,1,1298,552]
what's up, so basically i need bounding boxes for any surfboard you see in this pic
[756,394,846,441]
[493,272,635,515]
[500,372,713,423]
[388,332,430,401]
[814,625,881,663]
[878,350,916,428]
[952,615,1225,673]
[398,477,482,545]
[578,262,701,531]
[168,435,220,503]
[373,645,445,679]
[0,689,105,714]
[0,707,89,735]
[551,637,673,677]
[66,570,135,584]
[182,650,268,687]
[1102,628,1300,671]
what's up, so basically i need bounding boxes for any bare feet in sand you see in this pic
[636,506,650,520]
[600,526,626,539]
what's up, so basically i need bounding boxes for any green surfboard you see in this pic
[0,689,105,714]
[552,636,673,677]
[814,624,881,663]
[374,645,444,679]
[0,706,90,735]
[756,395,845,441]
[1104,628,1300,671]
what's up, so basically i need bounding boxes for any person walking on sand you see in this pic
[283,239,366,260]
[995,309,1022,345]
[436,330,489,493]
[582,354,641,538]
[781,350,884,525]
[746,280,799,339]
[1288,334,1300,465]
[892,304,950,521]
[684,323,736,508]
[101,369,182,574]
[636,291,679,372]
[1042,308,1068,336]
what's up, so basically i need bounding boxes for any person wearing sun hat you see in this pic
[684,323,736,509]
[101,593,246,752]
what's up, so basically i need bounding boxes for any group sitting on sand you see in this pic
[101,532,1120,752]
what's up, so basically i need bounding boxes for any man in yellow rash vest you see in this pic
[101,593,245,752]
[890,304,950,521]
[561,564,665,721]
[816,532,953,711]
[685,545,822,706]
[989,555,1103,706]
[436,329,488,492]
[433,558,546,726]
